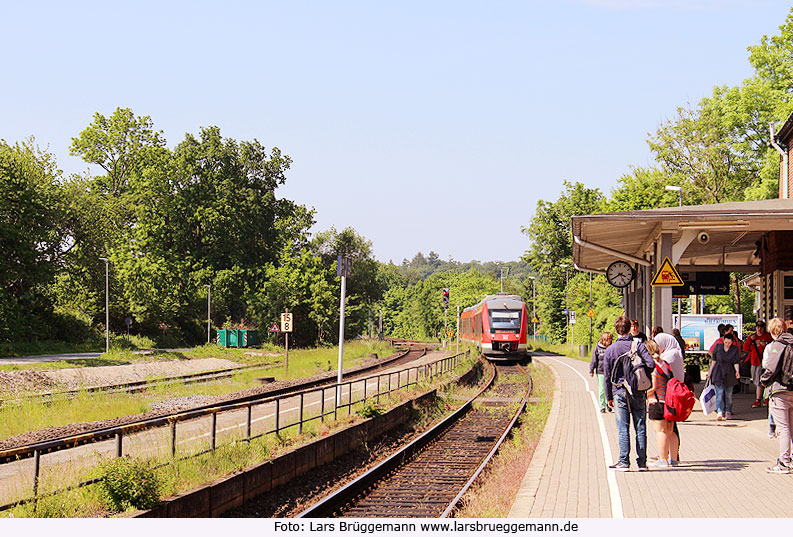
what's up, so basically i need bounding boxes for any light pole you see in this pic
[336,255,350,405]
[665,185,683,207]
[99,257,110,353]
[560,263,569,349]
[205,284,211,344]
[665,185,683,327]
[529,275,536,343]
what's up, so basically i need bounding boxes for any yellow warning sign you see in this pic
[531,317,539,323]
[586,309,595,318]
[651,257,684,286]
[447,330,454,337]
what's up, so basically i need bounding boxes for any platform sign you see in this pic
[269,323,280,333]
[651,257,684,286]
[569,311,576,324]
[280,312,293,333]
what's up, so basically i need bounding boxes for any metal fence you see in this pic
[0,350,468,512]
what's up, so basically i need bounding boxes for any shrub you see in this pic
[357,403,384,418]
[98,457,161,511]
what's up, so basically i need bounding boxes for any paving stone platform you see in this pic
[509,352,793,518]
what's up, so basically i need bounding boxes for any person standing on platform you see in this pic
[744,320,773,408]
[761,318,793,473]
[707,333,740,421]
[590,332,613,413]
[655,333,685,461]
[645,339,679,468]
[630,320,647,343]
[605,315,654,472]
[651,326,664,339]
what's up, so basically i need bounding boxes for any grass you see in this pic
[2,350,478,518]
[0,340,409,442]
[0,341,103,359]
[454,360,554,518]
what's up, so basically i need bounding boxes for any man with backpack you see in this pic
[604,315,655,471]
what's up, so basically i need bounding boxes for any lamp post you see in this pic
[529,275,536,343]
[665,185,683,207]
[560,263,569,350]
[205,284,211,344]
[665,185,683,327]
[98,257,110,353]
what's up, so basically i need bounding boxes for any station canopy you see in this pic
[572,198,793,273]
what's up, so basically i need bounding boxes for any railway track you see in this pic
[1,362,271,406]
[0,344,428,464]
[297,361,531,518]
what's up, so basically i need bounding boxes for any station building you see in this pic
[571,114,793,333]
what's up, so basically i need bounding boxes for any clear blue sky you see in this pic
[2,1,790,264]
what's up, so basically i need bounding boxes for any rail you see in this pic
[0,349,468,513]
[296,361,531,518]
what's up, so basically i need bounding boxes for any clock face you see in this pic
[606,261,634,288]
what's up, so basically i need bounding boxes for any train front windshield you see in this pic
[489,310,521,333]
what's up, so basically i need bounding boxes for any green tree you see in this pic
[522,181,605,342]
[0,139,68,340]
[311,227,385,340]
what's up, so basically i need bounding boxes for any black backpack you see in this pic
[777,342,793,389]
[610,339,652,396]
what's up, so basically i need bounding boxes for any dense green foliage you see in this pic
[522,9,793,341]
[99,456,161,511]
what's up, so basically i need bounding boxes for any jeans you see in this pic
[597,374,607,410]
[713,384,734,414]
[614,390,647,467]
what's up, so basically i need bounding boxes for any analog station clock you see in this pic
[606,260,634,288]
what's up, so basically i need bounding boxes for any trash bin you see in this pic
[579,344,589,358]
[217,328,258,348]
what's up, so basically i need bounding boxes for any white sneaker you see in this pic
[716,412,724,421]
[649,459,669,468]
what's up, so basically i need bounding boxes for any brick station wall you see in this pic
[131,389,439,518]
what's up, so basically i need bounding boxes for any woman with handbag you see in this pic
[706,333,740,421]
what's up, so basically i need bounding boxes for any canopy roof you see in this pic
[571,198,793,273]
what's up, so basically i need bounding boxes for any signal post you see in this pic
[281,309,293,371]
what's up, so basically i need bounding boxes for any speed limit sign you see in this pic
[280,312,293,332]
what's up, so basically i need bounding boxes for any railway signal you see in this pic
[442,288,450,309]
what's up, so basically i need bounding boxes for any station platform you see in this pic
[509,352,793,518]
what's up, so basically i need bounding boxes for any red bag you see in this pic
[663,377,695,422]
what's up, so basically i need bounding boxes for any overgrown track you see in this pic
[2,362,270,406]
[297,362,531,518]
[0,345,428,465]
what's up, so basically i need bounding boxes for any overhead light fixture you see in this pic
[677,220,749,230]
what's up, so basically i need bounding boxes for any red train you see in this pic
[459,293,530,361]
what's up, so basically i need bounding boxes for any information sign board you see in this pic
[673,314,742,353]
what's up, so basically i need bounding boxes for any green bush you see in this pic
[357,403,384,418]
[98,456,161,511]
